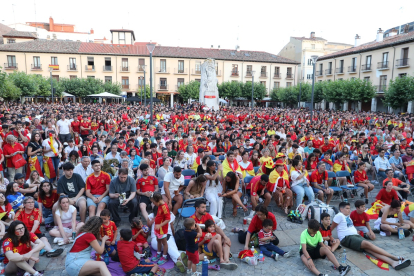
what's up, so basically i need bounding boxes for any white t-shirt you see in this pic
[162,172,184,195]
[42,138,60,158]
[333,212,358,241]
[148,212,175,237]
[57,119,71,135]
[64,145,79,156]
[55,205,76,224]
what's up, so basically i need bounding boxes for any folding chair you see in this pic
[184,179,191,186]
[182,169,196,178]
[336,170,359,201]
[351,170,368,199]
[175,197,205,227]
[158,181,164,189]
[219,155,225,161]
[254,166,260,174]
[243,175,254,204]
[327,171,343,200]
[210,155,216,161]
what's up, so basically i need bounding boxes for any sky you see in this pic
[1,0,413,55]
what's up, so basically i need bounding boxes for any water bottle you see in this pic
[202,256,208,276]
[259,251,264,263]
[251,245,255,254]
[342,249,347,265]
[103,251,110,265]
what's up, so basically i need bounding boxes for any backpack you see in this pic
[174,228,186,251]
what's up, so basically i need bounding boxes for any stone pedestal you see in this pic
[343,101,348,111]
[388,106,393,113]
[199,59,219,111]
[371,98,377,112]
[321,100,326,110]
[170,93,174,108]
[407,101,413,114]
[357,102,362,112]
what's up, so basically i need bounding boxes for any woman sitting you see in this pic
[67,150,81,167]
[2,221,45,276]
[173,150,188,170]
[128,148,141,177]
[157,157,173,183]
[184,174,206,200]
[0,173,9,193]
[290,159,314,209]
[26,170,44,199]
[197,155,211,176]
[37,180,59,230]
[376,181,399,206]
[65,216,111,276]
[220,171,248,216]
[5,182,25,211]
[204,161,224,218]
[269,159,293,214]
[136,158,155,178]
[0,192,14,227]
[303,153,317,174]
[374,199,414,236]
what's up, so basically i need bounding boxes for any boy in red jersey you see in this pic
[150,192,170,265]
[319,213,341,252]
[350,200,376,240]
[100,209,118,257]
[136,163,159,221]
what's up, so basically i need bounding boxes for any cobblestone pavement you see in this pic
[36,185,414,276]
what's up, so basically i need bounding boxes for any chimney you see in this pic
[354,34,361,47]
[389,28,398,37]
[49,16,54,32]
[218,45,220,49]
[376,28,383,43]
[90,28,94,34]
[236,45,240,52]
[310,32,315,38]
[211,45,213,49]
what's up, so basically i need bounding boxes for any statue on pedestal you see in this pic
[199,58,219,110]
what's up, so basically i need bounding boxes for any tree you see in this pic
[276,86,298,107]
[383,75,414,109]
[7,71,38,96]
[313,81,326,103]
[241,82,267,101]
[103,81,122,95]
[218,81,242,99]
[178,81,200,101]
[135,84,150,99]
[323,80,347,105]
[0,70,21,99]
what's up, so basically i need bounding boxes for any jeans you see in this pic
[37,155,44,173]
[238,231,279,246]
[50,156,60,182]
[259,243,285,257]
[108,197,138,224]
[291,184,315,209]
[7,166,23,182]
[42,207,54,224]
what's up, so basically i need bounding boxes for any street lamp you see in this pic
[310,55,318,123]
[142,65,147,106]
[146,43,156,124]
[139,76,143,105]
[49,67,54,103]
[251,71,256,110]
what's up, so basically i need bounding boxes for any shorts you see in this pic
[139,195,152,206]
[86,195,110,207]
[227,187,242,194]
[340,234,364,252]
[105,241,117,255]
[186,250,200,264]
[299,244,325,260]
[69,196,86,206]
[36,233,45,239]
[155,233,167,239]
[312,184,326,194]
[364,163,372,170]
[249,189,270,198]
[203,244,218,258]
[355,226,369,234]
[402,209,414,221]
[126,261,155,275]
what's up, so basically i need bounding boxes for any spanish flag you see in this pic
[222,157,242,177]
[239,161,255,178]
[43,156,56,180]
[25,156,44,180]
[365,200,385,220]
[364,253,389,271]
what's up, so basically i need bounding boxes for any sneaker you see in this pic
[39,249,47,256]
[283,250,294,258]
[46,248,64,257]
[360,193,365,198]
[191,272,202,276]
[208,264,220,271]
[180,251,188,267]
[157,256,167,265]
[175,260,186,273]
[373,228,380,234]
[187,269,191,275]
[151,253,162,262]
[53,237,63,244]
[272,252,279,261]
[363,233,371,240]
[249,210,255,217]
[365,198,369,204]
[338,265,351,276]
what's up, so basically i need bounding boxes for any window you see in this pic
[379,75,387,91]
[364,77,370,82]
[351,57,357,70]
[178,60,184,73]
[274,66,280,77]
[51,57,58,65]
[231,64,238,75]
[286,82,292,87]
[7,55,16,67]
[382,52,388,62]
[311,44,315,49]
[287,67,292,78]
[307,74,313,79]
[87,76,95,79]
[215,63,219,75]
[338,78,343,80]
[139,58,145,71]
[119,32,125,44]
[122,77,129,88]
[400,48,409,66]
[160,59,166,72]
[260,81,266,87]
[177,78,184,89]
[260,66,266,77]
[399,73,407,78]
[7,39,15,44]
[195,62,201,74]
[105,76,112,83]
[122,58,128,71]
[52,75,59,82]
[328,62,332,70]
[69,58,76,70]
[195,79,201,82]
[70,75,77,80]
[307,59,313,65]
[87,57,94,70]
[160,78,167,89]
[351,77,356,80]
[318,63,323,75]
[33,56,41,69]
[138,77,144,87]
[246,65,252,76]
[104,57,111,71]
[366,55,372,65]
[274,82,280,89]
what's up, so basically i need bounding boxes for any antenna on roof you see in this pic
[12,4,17,29]
[235,25,240,51]
[34,0,37,32]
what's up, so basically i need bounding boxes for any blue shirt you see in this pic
[304,147,315,155]
[130,155,142,169]
[7,192,25,211]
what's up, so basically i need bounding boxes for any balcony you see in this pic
[103,65,113,72]
[396,58,409,68]
[325,69,333,75]
[376,85,387,93]
[4,63,17,70]
[158,84,169,90]
[273,73,281,79]
[260,72,267,78]
[67,64,77,71]
[231,70,239,77]
[175,85,184,91]
[361,64,372,72]
[174,68,187,74]
[191,69,201,75]
[245,71,252,77]
[122,84,130,89]
[335,67,344,74]
[120,66,129,72]
[156,67,169,73]
[316,71,323,77]
[137,65,146,72]
[31,64,42,71]
[85,65,95,71]
[216,70,221,76]
[377,61,389,70]
[286,73,294,79]
[348,66,357,73]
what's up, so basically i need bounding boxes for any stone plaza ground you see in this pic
[36,184,414,276]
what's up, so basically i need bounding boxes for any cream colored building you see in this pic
[0,29,299,106]
[315,28,414,112]
[278,32,352,83]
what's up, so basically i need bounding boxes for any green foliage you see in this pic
[241,81,266,100]
[136,84,150,99]
[218,81,241,99]
[384,75,414,109]
[103,81,122,95]
[0,68,21,100]
[178,81,200,101]
[217,81,266,100]
[59,77,121,98]
[7,71,38,96]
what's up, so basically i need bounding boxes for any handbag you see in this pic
[11,154,27,169]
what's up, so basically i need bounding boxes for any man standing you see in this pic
[85,160,111,217]
[108,168,138,226]
[80,115,91,141]
[136,163,159,221]
[56,114,72,143]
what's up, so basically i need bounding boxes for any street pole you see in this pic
[251,75,254,110]
[149,52,153,124]
[140,77,143,105]
[310,61,316,122]
[50,69,54,103]
[144,69,146,107]
[298,82,302,109]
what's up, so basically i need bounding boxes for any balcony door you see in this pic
[382,52,388,66]
[33,56,40,68]
[379,75,387,91]
[160,59,166,72]
[366,55,371,69]
[160,78,167,89]
[69,58,76,70]
[178,60,184,73]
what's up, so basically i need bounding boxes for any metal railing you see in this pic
[348,66,357,73]
[85,65,95,71]
[31,64,42,70]
[335,67,344,74]
[156,67,169,73]
[260,72,267,78]
[286,73,294,79]
[192,69,201,75]
[361,64,372,71]
[120,66,129,72]
[396,58,409,67]
[158,84,169,90]
[67,64,77,71]
[316,71,322,76]
[325,69,332,75]
[122,84,129,89]
[274,73,281,78]
[377,61,388,69]
[377,85,387,92]
[103,65,112,71]
[175,68,187,74]
[231,70,239,76]
[4,63,17,69]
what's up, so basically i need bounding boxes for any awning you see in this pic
[62,92,75,97]
[87,92,122,98]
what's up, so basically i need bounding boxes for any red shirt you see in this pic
[100,221,117,242]
[310,170,328,186]
[382,178,402,187]
[319,225,332,238]
[2,232,38,264]
[3,143,24,167]
[155,203,171,235]
[14,208,42,234]
[354,170,368,183]
[85,171,111,195]
[80,120,91,135]
[0,148,3,171]
[136,176,158,193]
[71,120,81,133]
[0,203,13,219]
[190,213,214,225]
[117,240,142,272]
[247,212,277,234]
[375,188,399,205]
[38,190,59,209]
[321,143,334,153]
[350,210,369,227]
[70,232,96,252]
[132,227,148,244]
[250,175,266,196]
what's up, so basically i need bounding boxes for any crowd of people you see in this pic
[0,101,414,276]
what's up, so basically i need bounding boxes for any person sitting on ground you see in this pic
[250,174,272,210]
[332,201,411,271]
[319,213,341,252]
[373,199,414,236]
[382,169,411,201]
[354,162,375,204]
[219,171,248,216]
[131,217,150,256]
[117,228,159,276]
[37,180,59,230]
[310,162,333,205]
[100,209,118,257]
[6,182,25,211]
[183,217,202,276]
[375,181,399,206]
[350,200,376,240]
[0,192,14,227]
[259,218,293,261]
[300,219,350,276]
[136,163,159,222]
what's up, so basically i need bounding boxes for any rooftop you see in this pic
[318,30,414,61]
[0,23,13,44]
[2,29,37,39]
[0,39,299,64]
[292,36,327,41]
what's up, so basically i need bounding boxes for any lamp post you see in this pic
[146,43,156,124]
[310,55,318,123]
[298,82,302,108]
[142,65,147,106]
[139,76,143,105]
[251,71,256,110]
[49,67,54,103]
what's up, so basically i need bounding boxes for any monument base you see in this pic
[204,97,219,111]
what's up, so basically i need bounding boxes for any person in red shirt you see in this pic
[354,162,374,204]
[71,117,81,134]
[320,137,334,154]
[2,221,44,275]
[350,200,376,240]
[250,174,272,210]
[37,181,59,230]
[131,217,150,254]
[136,163,159,221]
[99,209,118,257]
[117,228,158,275]
[319,213,341,252]
[375,181,399,205]
[150,192,171,265]
[310,163,333,205]
[85,160,110,217]
[3,135,25,182]
[381,169,411,201]
[80,115,91,140]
